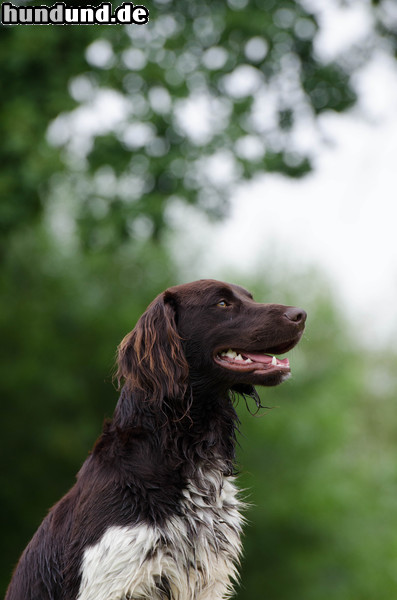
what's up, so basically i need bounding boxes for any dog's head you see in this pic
[116,279,306,404]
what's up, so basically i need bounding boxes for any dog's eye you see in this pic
[217,300,229,308]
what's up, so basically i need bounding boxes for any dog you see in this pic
[6,279,306,600]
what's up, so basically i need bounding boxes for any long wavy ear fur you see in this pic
[116,292,189,405]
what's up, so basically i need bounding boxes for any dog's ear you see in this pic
[116,291,189,405]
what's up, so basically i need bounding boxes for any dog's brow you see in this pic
[215,286,238,300]
[232,285,254,300]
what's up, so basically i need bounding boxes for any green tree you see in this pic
[2,0,395,254]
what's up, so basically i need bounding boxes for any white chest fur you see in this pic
[76,470,244,600]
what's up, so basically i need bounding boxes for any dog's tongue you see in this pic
[243,352,289,367]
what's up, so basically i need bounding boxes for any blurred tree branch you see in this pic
[1,0,395,254]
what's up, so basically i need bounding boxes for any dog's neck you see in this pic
[111,384,239,475]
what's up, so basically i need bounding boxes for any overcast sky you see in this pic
[169,2,397,347]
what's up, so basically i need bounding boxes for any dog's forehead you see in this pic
[166,279,254,303]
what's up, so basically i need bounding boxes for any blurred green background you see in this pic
[1,1,397,598]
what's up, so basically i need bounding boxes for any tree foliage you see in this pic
[4,0,393,254]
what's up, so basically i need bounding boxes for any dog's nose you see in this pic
[284,307,307,325]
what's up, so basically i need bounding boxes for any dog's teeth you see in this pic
[271,356,277,365]
[221,349,252,362]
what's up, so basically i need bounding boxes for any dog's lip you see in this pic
[214,333,302,360]
[260,334,302,356]
[214,351,290,373]
[213,334,303,373]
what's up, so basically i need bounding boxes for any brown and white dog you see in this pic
[6,279,306,600]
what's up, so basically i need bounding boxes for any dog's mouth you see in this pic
[213,336,301,376]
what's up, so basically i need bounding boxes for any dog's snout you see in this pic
[284,307,307,325]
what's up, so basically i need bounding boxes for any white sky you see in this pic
[172,102,397,347]
[169,5,397,347]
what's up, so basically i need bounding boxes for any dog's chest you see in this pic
[76,470,243,600]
